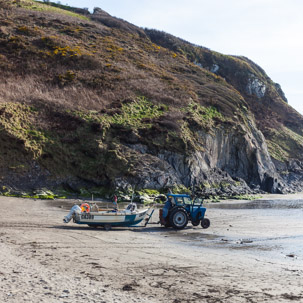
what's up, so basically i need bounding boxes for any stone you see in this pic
[275,83,288,103]
[210,64,219,73]
[246,74,266,98]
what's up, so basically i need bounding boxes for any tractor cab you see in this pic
[159,193,210,230]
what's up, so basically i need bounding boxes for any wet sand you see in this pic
[0,195,303,302]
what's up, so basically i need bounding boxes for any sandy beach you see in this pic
[0,195,303,303]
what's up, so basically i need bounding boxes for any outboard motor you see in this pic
[63,205,81,223]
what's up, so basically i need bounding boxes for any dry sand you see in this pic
[0,195,303,302]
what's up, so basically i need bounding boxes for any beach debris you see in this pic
[282,293,303,300]
[122,284,134,291]
[237,239,253,244]
[242,240,253,244]
[122,280,139,291]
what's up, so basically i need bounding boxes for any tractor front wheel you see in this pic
[169,208,188,230]
[201,218,210,229]
[191,219,200,226]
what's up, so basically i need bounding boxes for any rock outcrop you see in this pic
[115,118,281,193]
[246,75,267,98]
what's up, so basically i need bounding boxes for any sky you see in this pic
[41,0,303,114]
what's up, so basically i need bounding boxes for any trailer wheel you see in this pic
[169,208,188,230]
[104,224,112,231]
[201,218,210,229]
[88,224,98,228]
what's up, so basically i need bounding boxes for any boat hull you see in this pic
[74,209,149,227]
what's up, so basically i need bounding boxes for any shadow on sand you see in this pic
[50,224,194,233]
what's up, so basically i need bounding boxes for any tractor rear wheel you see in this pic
[169,208,188,230]
[164,222,171,228]
[201,218,210,229]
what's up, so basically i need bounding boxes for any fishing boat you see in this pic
[63,202,152,230]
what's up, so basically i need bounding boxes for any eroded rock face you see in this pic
[113,149,182,190]
[246,75,266,98]
[122,119,282,193]
[210,64,219,73]
[275,83,288,103]
[273,159,303,193]
[194,60,203,68]
[93,7,110,16]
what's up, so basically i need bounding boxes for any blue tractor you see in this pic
[159,194,210,230]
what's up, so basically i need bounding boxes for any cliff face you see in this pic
[118,122,279,193]
[0,0,302,196]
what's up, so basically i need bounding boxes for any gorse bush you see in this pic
[40,37,83,57]
[53,46,81,57]
[56,70,76,86]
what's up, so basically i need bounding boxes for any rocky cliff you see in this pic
[0,0,302,198]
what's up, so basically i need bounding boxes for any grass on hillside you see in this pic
[71,96,169,131]
[12,0,89,20]
[266,125,303,162]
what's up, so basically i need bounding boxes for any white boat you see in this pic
[64,203,151,230]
